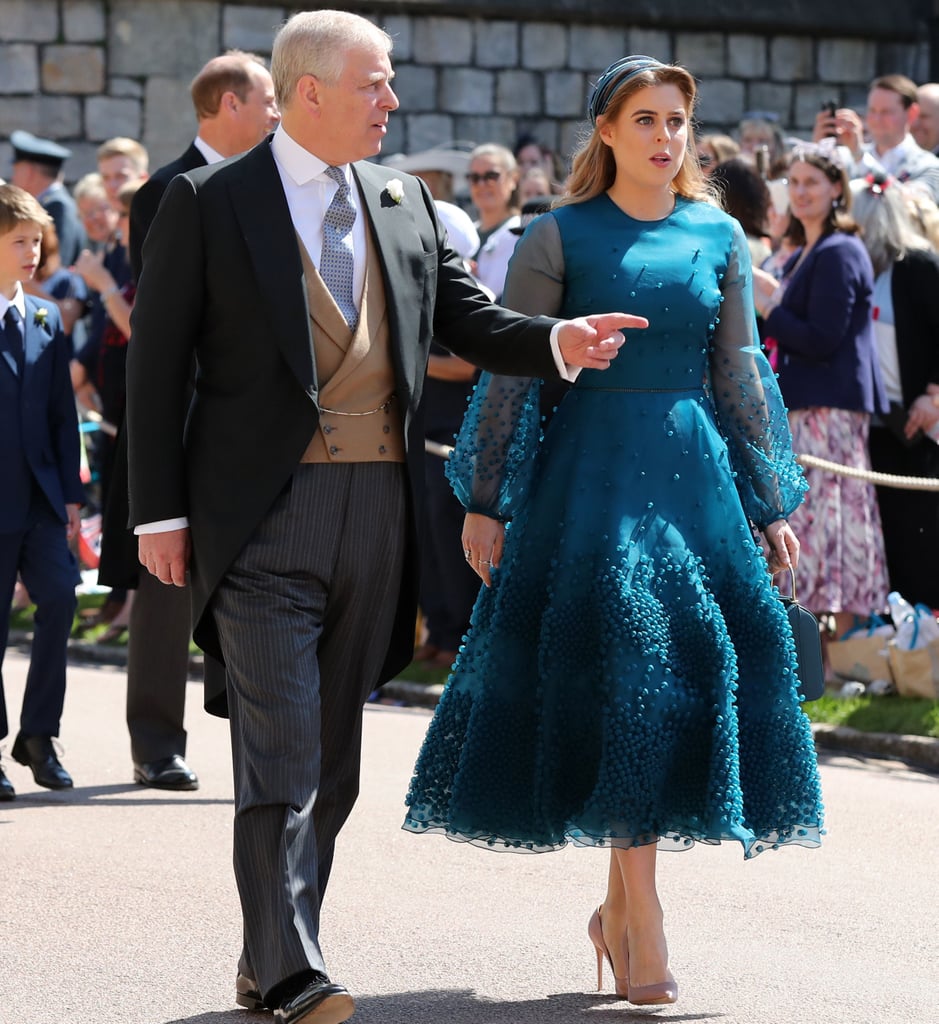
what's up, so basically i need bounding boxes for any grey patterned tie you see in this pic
[321,165,358,331]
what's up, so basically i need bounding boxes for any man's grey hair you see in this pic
[271,9,392,110]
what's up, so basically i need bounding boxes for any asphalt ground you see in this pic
[1,650,938,1024]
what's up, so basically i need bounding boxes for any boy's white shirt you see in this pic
[0,281,26,319]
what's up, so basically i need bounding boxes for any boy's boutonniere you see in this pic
[384,178,404,205]
[34,307,49,328]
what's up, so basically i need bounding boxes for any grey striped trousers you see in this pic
[212,461,407,998]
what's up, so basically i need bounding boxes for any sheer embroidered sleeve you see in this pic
[446,214,565,520]
[709,221,807,529]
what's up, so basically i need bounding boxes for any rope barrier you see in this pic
[424,439,453,460]
[796,453,939,492]
[425,442,939,492]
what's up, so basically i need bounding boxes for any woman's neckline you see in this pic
[601,190,681,223]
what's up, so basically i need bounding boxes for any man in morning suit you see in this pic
[98,51,278,794]
[125,11,641,1023]
[0,185,83,800]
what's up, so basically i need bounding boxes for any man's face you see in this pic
[0,219,43,294]
[98,155,143,206]
[9,161,43,196]
[230,67,280,153]
[865,88,913,151]
[78,193,119,244]
[309,41,399,164]
[912,88,939,152]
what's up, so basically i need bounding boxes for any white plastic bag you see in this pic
[886,592,939,651]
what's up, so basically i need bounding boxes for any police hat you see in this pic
[10,130,72,170]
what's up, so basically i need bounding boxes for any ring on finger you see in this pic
[478,559,492,566]
[463,549,472,560]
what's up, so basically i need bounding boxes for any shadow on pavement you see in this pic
[816,748,939,781]
[0,781,233,810]
[166,989,728,1023]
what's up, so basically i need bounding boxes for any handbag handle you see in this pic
[780,566,798,604]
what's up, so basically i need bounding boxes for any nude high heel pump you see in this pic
[627,976,679,1006]
[587,906,630,999]
[624,926,678,1006]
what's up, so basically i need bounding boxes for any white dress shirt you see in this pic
[270,124,367,306]
[193,136,227,166]
[0,281,26,323]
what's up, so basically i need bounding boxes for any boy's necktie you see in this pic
[2,306,24,376]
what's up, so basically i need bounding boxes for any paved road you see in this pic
[2,651,937,1024]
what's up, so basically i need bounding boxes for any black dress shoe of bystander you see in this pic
[0,761,15,800]
[274,975,355,1024]
[133,754,199,791]
[11,734,73,789]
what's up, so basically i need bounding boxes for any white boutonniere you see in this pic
[385,178,404,205]
[34,307,49,327]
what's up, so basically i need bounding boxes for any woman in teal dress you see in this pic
[404,56,824,1006]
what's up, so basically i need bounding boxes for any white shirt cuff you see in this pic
[549,323,582,383]
[135,517,189,535]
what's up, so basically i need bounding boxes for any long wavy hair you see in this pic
[560,62,713,208]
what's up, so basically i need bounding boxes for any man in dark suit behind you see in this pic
[99,51,278,793]
[128,51,279,280]
[125,11,639,1023]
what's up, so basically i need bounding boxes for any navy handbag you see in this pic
[780,568,826,702]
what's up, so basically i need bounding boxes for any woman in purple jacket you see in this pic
[753,143,889,638]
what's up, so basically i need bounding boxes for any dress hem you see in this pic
[401,818,824,860]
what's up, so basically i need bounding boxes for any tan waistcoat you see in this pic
[298,230,406,464]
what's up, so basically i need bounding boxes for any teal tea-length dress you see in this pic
[403,195,824,857]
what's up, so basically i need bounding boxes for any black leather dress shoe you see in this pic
[274,976,355,1023]
[0,762,15,801]
[11,734,73,789]
[235,972,265,1011]
[133,754,199,791]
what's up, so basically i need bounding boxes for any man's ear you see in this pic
[294,74,322,118]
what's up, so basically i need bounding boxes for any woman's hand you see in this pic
[72,248,115,294]
[764,518,799,574]
[462,512,506,588]
[905,393,939,439]
[751,267,782,317]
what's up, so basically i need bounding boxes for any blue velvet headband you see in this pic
[588,55,667,125]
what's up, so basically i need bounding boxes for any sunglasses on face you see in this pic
[467,170,503,184]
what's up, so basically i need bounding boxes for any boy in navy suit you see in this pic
[0,184,84,800]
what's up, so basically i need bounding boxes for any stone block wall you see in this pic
[0,0,929,182]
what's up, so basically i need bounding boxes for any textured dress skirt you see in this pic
[403,195,825,858]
